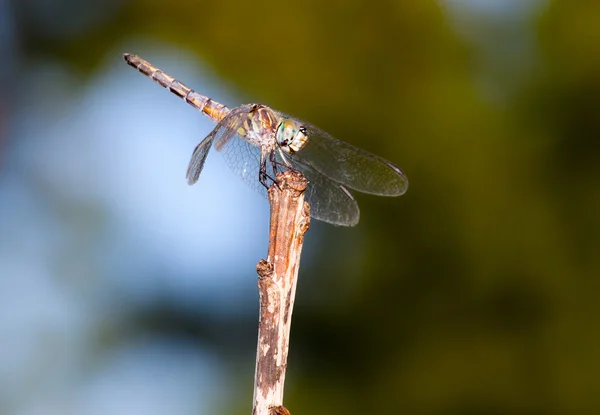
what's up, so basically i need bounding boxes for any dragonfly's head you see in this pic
[276,119,309,154]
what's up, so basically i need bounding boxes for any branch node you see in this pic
[269,405,291,415]
[256,259,274,279]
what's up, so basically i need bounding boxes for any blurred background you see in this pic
[1,0,599,414]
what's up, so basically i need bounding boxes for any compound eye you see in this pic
[299,126,307,135]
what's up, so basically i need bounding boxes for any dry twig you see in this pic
[252,170,311,415]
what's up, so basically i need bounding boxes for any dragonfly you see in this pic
[124,53,408,226]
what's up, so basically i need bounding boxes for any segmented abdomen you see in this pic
[123,54,229,123]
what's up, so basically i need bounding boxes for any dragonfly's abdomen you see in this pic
[124,53,229,123]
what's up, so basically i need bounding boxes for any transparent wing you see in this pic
[186,134,214,185]
[287,152,360,226]
[185,105,254,185]
[275,111,408,196]
[217,134,359,226]
[188,104,361,226]
[211,105,256,152]
[217,128,268,198]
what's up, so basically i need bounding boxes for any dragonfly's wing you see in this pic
[186,104,256,186]
[210,105,270,197]
[275,112,408,196]
[211,105,256,151]
[216,128,360,226]
[187,105,361,226]
[186,134,214,185]
[218,129,269,198]
[278,151,359,226]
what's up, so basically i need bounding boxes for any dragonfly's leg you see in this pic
[259,149,278,189]
[270,150,281,175]
[259,170,274,189]
[258,162,269,189]
[275,147,300,174]
[272,148,298,173]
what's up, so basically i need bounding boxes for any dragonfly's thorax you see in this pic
[240,105,279,148]
[276,118,309,154]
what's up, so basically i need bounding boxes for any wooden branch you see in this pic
[253,170,311,415]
